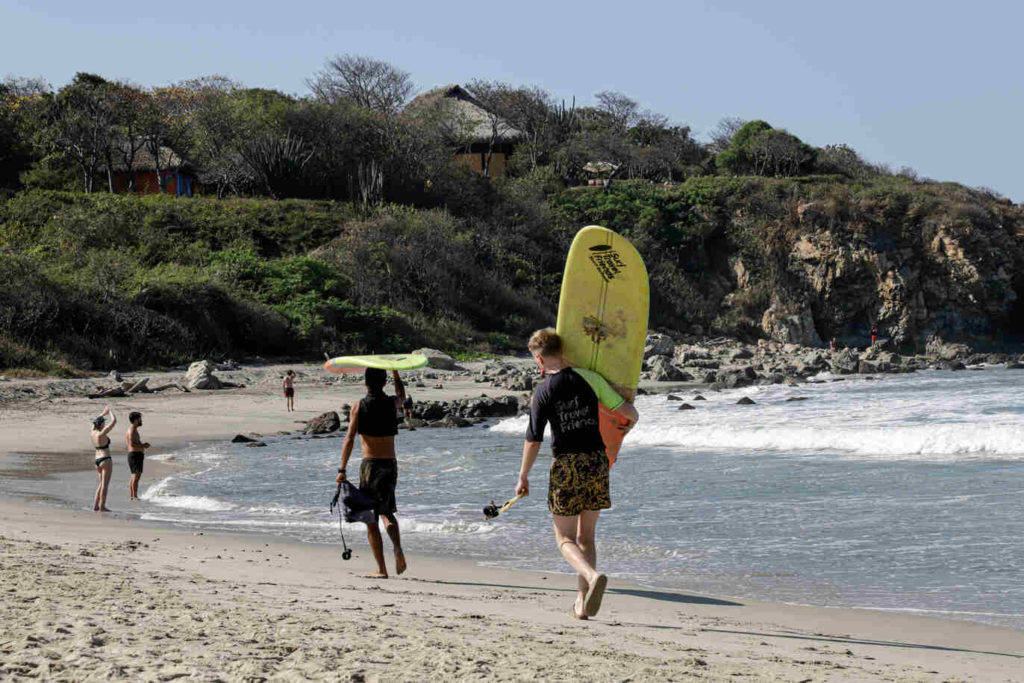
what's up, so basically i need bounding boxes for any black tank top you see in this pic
[357,392,398,437]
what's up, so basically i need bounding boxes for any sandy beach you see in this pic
[2,366,1022,681]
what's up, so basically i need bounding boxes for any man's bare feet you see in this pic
[395,550,407,575]
[572,595,589,620]
[584,573,608,617]
[363,572,388,579]
[100,507,111,512]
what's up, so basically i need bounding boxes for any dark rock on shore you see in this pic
[231,434,258,443]
[677,403,696,410]
[305,411,341,434]
[736,397,756,405]
[411,395,520,425]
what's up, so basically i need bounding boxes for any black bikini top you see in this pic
[94,440,110,450]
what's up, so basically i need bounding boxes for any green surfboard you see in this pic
[323,354,429,374]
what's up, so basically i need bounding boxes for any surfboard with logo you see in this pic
[556,226,649,465]
[324,354,428,374]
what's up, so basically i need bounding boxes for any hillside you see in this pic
[1,175,1023,374]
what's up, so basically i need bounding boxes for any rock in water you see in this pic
[647,355,689,382]
[185,360,222,390]
[736,397,756,405]
[786,396,809,402]
[693,394,707,401]
[643,333,675,359]
[414,348,455,370]
[305,411,341,435]
[677,403,696,410]
[666,394,683,401]
[231,434,257,443]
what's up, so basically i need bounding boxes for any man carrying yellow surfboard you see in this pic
[335,368,409,578]
[516,328,638,619]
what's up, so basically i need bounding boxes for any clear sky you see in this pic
[3,0,1022,199]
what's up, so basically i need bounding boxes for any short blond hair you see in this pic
[528,328,562,357]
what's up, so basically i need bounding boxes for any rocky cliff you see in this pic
[556,177,1024,351]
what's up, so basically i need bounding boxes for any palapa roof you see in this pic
[406,84,521,142]
[106,143,192,173]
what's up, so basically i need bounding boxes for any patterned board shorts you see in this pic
[548,451,611,517]
[359,458,398,516]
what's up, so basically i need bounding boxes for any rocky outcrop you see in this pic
[185,361,222,390]
[415,348,456,370]
[761,292,823,347]
[645,355,690,382]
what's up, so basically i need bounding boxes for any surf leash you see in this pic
[329,484,352,560]
[483,493,523,520]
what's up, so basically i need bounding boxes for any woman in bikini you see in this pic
[91,406,117,512]
[516,328,638,619]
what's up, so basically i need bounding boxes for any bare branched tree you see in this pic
[307,55,415,114]
[464,80,519,177]
[707,116,746,154]
[594,91,639,129]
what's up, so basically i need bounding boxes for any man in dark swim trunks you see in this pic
[125,411,150,501]
[517,328,637,619]
[335,368,408,578]
[283,370,295,412]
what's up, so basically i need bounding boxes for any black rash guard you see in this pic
[525,368,605,455]
[357,391,399,437]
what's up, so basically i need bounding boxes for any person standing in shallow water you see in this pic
[125,411,149,501]
[91,406,117,511]
[517,328,638,619]
[336,368,408,578]
[283,370,295,412]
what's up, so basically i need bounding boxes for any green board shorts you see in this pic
[359,458,398,517]
[548,450,611,517]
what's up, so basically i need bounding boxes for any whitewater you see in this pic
[140,368,1024,629]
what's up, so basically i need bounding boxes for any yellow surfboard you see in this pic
[556,226,649,465]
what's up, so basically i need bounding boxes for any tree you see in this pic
[307,55,415,114]
[171,76,252,196]
[238,132,313,199]
[464,80,520,178]
[0,77,49,190]
[594,91,639,129]
[715,120,815,177]
[106,82,152,193]
[816,143,878,178]
[38,73,117,193]
[706,116,745,155]
[747,129,816,177]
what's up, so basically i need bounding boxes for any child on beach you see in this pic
[335,368,408,578]
[283,370,295,412]
[516,328,638,619]
[91,406,117,512]
[125,411,150,501]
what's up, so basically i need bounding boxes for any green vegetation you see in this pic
[1,59,1022,373]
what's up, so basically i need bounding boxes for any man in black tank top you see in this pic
[336,368,408,578]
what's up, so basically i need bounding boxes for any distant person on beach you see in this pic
[336,368,408,578]
[516,328,638,620]
[125,411,150,501]
[402,395,413,421]
[830,337,837,351]
[871,325,878,346]
[283,370,295,412]
[91,406,117,512]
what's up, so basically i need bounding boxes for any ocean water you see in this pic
[140,368,1024,629]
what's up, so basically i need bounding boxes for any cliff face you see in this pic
[748,189,1024,349]
[554,178,1024,351]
